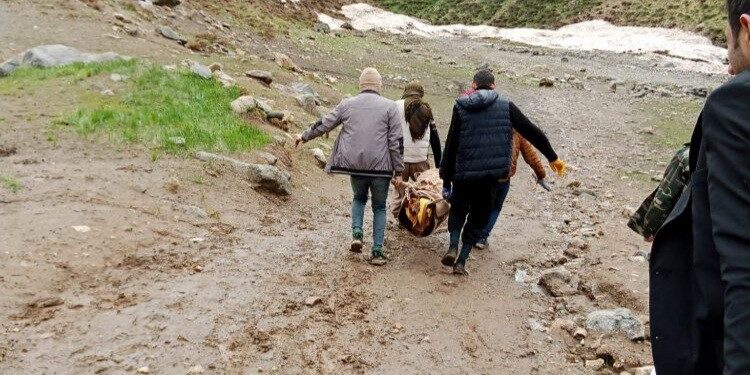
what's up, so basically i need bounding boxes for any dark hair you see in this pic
[473,70,495,90]
[728,0,750,45]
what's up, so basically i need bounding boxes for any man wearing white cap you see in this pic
[295,68,404,265]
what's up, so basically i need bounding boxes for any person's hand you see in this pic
[442,187,452,200]
[550,159,567,177]
[293,134,305,148]
[392,175,404,188]
[537,177,552,192]
[645,236,655,243]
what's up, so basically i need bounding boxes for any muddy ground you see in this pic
[0,1,725,374]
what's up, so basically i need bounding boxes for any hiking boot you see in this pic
[475,238,488,250]
[350,228,364,253]
[365,247,387,266]
[453,262,469,276]
[441,247,458,267]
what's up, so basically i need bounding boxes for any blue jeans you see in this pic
[449,181,510,248]
[351,176,391,248]
[481,181,511,240]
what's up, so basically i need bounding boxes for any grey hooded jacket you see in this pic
[302,91,404,177]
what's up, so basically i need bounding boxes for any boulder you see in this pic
[189,61,212,79]
[245,70,273,86]
[586,308,645,341]
[195,152,291,195]
[157,26,187,45]
[0,45,125,77]
[230,96,256,114]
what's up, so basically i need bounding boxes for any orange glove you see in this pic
[550,159,567,177]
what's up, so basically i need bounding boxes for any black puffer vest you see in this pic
[453,90,513,181]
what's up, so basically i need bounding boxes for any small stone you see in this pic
[136,366,150,374]
[586,308,645,341]
[100,89,115,96]
[157,26,187,44]
[632,366,655,375]
[168,136,186,146]
[314,22,331,34]
[230,96,256,114]
[189,61,212,79]
[245,70,273,86]
[153,0,181,6]
[114,13,131,23]
[254,151,278,166]
[164,178,180,193]
[193,265,203,273]
[585,359,605,370]
[187,365,205,374]
[539,77,554,87]
[272,52,301,73]
[639,127,655,135]
[311,148,327,168]
[573,327,587,340]
[28,296,65,308]
[610,82,618,93]
[305,296,322,307]
[110,73,126,82]
[72,226,91,233]
[341,22,354,30]
[123,24,138,36]
[420,335,431,344]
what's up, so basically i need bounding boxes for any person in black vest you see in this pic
[649,1,750,373]
[439,70,566,275]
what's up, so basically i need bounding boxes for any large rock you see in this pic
[0,45,124,77]
[586,308,645,341]
[195,152,291,195]
[157,26,187,45]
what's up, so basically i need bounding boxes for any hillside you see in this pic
[373,0,728,44]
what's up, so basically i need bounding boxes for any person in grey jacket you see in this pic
[294,67,404,265]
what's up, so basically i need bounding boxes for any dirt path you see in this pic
[0,1,723,374]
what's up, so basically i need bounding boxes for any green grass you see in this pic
[1,175,22,193]
[639,99,702,150]
[63,63,269,154]
[0,59,137,94]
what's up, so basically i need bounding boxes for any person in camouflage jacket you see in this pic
[628,144,690,240]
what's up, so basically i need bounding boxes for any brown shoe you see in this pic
[453,263,469,276]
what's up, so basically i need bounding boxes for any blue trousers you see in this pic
[350,176,390,248]
[449,181,511,250]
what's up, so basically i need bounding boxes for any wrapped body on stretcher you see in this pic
[391,169,451,237]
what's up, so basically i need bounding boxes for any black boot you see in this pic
[453,262,468,276]
[442,247,458,267]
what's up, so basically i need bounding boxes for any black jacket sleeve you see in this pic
[509,102,558,162]
[703,80,750,373]
[429,123,442,168]
[440,106,461,188]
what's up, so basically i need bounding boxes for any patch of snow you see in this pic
[320,3,728,74]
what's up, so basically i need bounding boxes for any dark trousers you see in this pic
[447,180,496,265]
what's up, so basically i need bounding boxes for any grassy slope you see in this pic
[1,60,268,156]
[374,0,727,44]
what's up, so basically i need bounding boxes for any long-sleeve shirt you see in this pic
[429,124,442,167]
[441,102,558,186]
